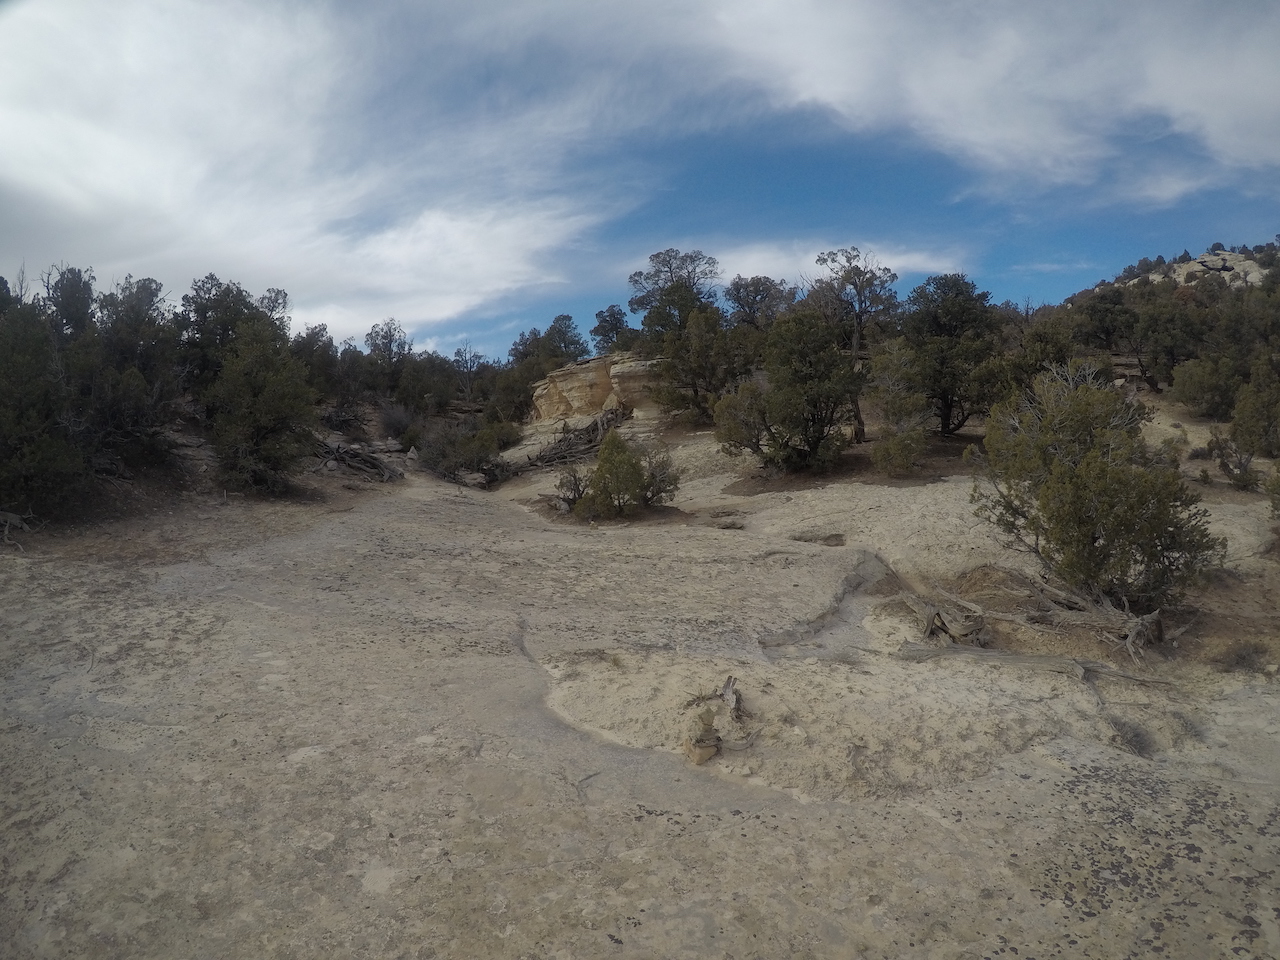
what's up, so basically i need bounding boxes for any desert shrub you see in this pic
[974,362,1225,611]
[555,463,590,508]
[1187,445,1211,461]
[570,430,679,519]
[321,403,364,435]
[208,317,317,491]
[574,429,646,519]
[416,418,520,480]
[1265,471,1280,518]
[871,428,927,477]
[379,403,416,442]
[1207,429,1261,490]
[869,340,932,476]
[1212,640,1269,674]
[1231,359,1280,458]
[1170,357,1242,420]
[714,309,861,471]
[638,444,681,506]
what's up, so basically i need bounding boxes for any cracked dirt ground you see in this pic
[2,446,1279,959]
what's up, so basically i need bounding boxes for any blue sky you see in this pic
[2,0,1278,359]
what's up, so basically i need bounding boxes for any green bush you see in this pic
[1231,359,1280,457]
[869,340,933,476]
[573,430,680,519]
[208,318,317,491]
[974,363,1224,611]
[0,300,90,513]
[1265,471,1280,519]
[638,445,680,506]
[871,427,927,477]
[415,418,520,480]
[575,429,646,519]
[1171,357,1242,420]
[555,462,590,508]
[714,310,861,471]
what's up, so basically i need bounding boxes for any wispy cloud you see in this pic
[709,0,1280,190]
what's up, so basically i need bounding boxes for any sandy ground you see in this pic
[3,428,1279,960]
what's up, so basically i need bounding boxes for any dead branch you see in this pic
[1,510,32,551]
[901,593,992,646]
[313,441,404,482]
[895,641,1171,687]
[681,674,758,764]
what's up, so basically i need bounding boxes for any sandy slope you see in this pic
[2,437,1278,959]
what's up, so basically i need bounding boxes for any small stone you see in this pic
[683,737,719,765]
[1264,663,1278,675]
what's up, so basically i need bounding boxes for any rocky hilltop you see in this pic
[1125,250,1272,288]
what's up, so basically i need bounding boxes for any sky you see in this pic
[2,0,1279,358]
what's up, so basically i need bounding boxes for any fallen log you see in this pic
[896,641,1170,687]
[933,576,1181,665]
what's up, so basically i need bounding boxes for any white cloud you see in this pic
[707,0,1280,191]
[0,0,624,341]
[2,0,1277,345]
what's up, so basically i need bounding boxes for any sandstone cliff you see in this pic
[529,352,660,423]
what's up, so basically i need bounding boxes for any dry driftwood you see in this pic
[901,593,992,646]
[681,675,759,764]
[523,407,631,470]
[928,576,1186,666]
[314,441,404,482]
[896,641,1170,687]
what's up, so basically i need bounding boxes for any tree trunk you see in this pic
[851,397,866,443]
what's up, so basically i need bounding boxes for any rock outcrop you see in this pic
[1125,251,1271,289]
[530,352,660,423]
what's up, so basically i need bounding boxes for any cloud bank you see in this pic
[1,0,1276,343]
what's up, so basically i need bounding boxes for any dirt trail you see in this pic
[2,453,1279,959]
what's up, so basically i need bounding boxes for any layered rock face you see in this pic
[530,353,660,422]
[1127,251,1272,289]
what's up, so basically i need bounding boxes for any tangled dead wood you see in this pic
[901,569,1193,666]
[901,593,993,646]
[521,408,631,470]
[437,409,633,490]
[681,676,760,764]
[313,441,404,482]
[1,511,33,550]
